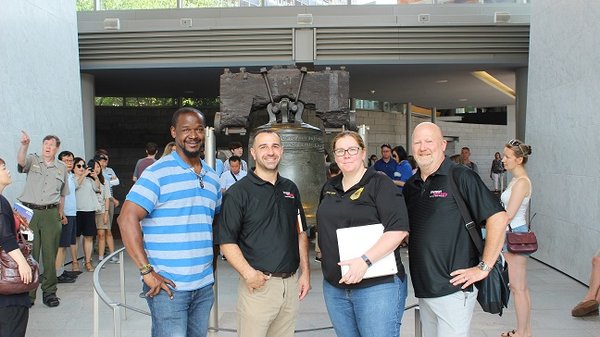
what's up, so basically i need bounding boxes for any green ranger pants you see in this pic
[28,208,61,300]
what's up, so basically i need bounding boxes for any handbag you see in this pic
[506,222,538,254]
[448,165,510,316]
[0,217,40,295]
[506,231,537,254]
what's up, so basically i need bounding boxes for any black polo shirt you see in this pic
[316,168,409,289]
[403,158,504,298]
[216,170,307,274]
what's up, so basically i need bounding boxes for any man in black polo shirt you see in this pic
[218,129,310,337]
[403,122,507,337]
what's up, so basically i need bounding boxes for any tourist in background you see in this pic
[73,158,101,272]
[391,145,413,190]
[490,152,504,192]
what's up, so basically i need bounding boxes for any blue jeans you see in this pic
[144,283,214,337]
[323,275,407,337]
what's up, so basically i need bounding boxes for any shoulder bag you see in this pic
[0,214,40,295]
[448,165,510,316]
[506,205,538,254]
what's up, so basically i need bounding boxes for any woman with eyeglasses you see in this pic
[317,131,410,337]
[500,139,533,337]
[391,146,414,191]
[90,159,114,264]
[73,157,101,272]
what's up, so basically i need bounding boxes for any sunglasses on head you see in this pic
[508,139,526,154]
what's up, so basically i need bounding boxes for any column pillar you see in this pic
[405,102,412,154]
[515,67,528,141]
[81,73,96,159]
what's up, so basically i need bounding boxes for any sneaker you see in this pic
[42,293,60,307]
[314,256,322,263]
[109,256,120,263]
[57,273,76,283]
[63,270,80,278]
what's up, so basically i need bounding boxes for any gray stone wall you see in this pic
[0,2,84,203]
[526,0,600,283]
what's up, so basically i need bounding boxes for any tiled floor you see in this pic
[26,244,599,337]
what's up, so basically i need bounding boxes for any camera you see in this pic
[21,229,34,242]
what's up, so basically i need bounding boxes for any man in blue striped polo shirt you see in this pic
[118,107,222,337]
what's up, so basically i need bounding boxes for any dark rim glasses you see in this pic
[333,147,361,157]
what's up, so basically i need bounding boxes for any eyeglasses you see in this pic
[333,147,361,157]
[190,168,205,189]
[76,164,85,168]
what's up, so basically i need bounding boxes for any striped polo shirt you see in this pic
[126,151,222,291]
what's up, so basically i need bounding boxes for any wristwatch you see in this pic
[477,261,491,272]
[361,254,372,267]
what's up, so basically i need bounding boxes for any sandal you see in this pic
[85,261,94,272]
[501,330,516,337]
[42,292,60,307]
[71,261,83,275]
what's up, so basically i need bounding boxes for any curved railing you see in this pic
[92,248,422,336]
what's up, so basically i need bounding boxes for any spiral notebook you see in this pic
[336,223,398,279]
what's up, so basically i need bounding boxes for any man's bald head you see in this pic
[412,122,447,176]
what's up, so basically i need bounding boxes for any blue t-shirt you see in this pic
[393,160,414,191]
[126,152,222,291]
[64,173,77,216]
[373,158,397,180]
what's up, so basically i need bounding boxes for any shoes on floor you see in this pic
[500,330,515,337]
[57,273,76,283]
[571,299,599,317]
[314,256,322,263]
[109,256,120,263]
[42,293,60,307]
[63,270,80,278]
[85,261,94,272]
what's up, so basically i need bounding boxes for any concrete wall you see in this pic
[526,0,600,283]
[0,1,84,203]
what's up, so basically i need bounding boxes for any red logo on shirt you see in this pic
[429,190,448,198]
[283,191,295,199]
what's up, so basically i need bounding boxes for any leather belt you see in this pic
[261,271,295,279]
[22,202,58,210]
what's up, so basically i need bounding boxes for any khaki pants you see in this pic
[237,274,299,337]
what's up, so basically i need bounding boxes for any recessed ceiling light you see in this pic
[458,98,468,102]
[370,90,376,94]
[435,79,448,83]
